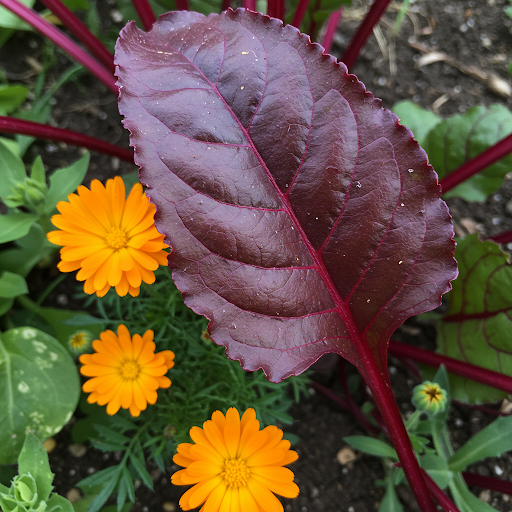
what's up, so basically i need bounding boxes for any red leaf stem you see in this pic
[290,0,311,28]
[39,0,114,72]
[440,133,512,194]
[311,381,350,410]
[221,0,232,12]
[418,467,462,512]
[462,472,512,495]
[267,0,284,20]
[488,229,512,245]
[242,0,256,10]
[175,0,189,10]
[389,340,512,395]
[354,332,437,511]
[340,0,392,70]
[131,0,157,31]
[452,400,511,417]
[321,8,343,54]
[394,464,461,512]
[0,0,116,93]
[307,0,321,39]
[0,116,133,162]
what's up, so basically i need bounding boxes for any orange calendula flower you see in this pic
[172,407,299,512]
[79,324,175,417]
[47,176,168,297]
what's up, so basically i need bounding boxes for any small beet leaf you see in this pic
[437,235,512,404]
[116,9,457,383]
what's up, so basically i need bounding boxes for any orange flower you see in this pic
[79,324,175,417]
[47,176,168,297]
[172,408,299,512]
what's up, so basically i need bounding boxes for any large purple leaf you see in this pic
[115,9,457,383]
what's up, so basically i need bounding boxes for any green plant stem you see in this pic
[391,0,411,35]
[15,294,42,315]
[404,409,422,431]
[36,274,68,306]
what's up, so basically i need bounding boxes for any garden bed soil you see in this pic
[2,0,512,510]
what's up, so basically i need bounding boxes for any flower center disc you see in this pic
[120,360,141,380]
[222,458,250,488]
[425,385,441,402]
[70,332,88,349]
[106,227,128,250]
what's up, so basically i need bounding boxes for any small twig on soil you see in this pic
[409,41,512,98]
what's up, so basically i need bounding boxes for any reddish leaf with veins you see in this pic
[115,9,457,383]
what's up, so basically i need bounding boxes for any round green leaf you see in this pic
[0,327,80,464]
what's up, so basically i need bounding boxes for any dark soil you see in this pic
[2,0,512,511]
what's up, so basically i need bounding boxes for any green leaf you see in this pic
[392,101,441,147]
[84,475,119,512]
[437,235,512,404]
[450,475,498,512]
[0,0,35,30]
[448,415,512,472]
[129,453,153,490]
[15,103,52,156]
[60,0,90,9]
[25,306,104,352]
[0,271,28,298]
[46,493,75,512]
[424,104,512,202]
[44,153,90,215]
[343,436,398,460]
[0,298,13,317]
[0,223,49,277]
[30,156,46,184]
[0,327,80,464]
[0,137,21,156]
[378,481,404,512]
[0,213,39,244]
[0,140,26,202]
[72,495,95,512]
[0,85,29,116]
[420,454,453,489]
[122,466,135,504]
[93,425,131,445]
[77,466,120,490]
[104,504,132,512]
[17,433,54,501]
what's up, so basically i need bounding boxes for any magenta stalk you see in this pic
[0,0,117,93]
[242,0,256,10]
[389,340,512,395]
[348,329,437,511]
[175,0,189,10]
[131,0,157,31]
[290,0,311,28]
[440,133,512,194]
[488,229,512,245]
[341,0,393,70]
[419,468,462,512]
[0,116,133,162]
[221,0,232,11]
[462,472,512,495]
[267,0,284,20]
[321,8,343,54]
[39,0,114,72]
